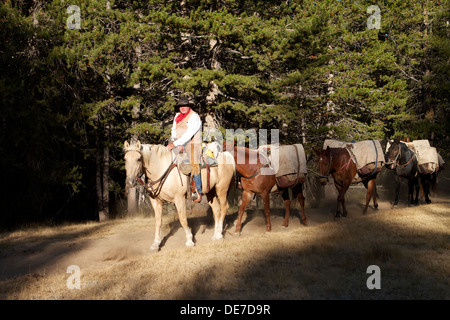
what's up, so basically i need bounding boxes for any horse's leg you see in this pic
[295,183,307,225]
[208,194,223,241]
[363,179,375,214]
[281,188,290,229]
[149,198,163,251]
[431,172,438,195]
[423,175,432,204]
[174,195,194,247]
[216,187,230,240]
[372,180,379,209]
[234,190,253,235]
[337,181,350,218]
[334,182,343,218]
[334,182,351,218]
[407,177,415,206]
[393,174,400,206]
[414,176,420,205]
[262,189,272,232]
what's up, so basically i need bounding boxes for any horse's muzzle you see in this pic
[126,177,137,188]
[384,162,396,170]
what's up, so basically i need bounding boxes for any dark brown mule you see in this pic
[232,146,307,234]
[314,147,379,218]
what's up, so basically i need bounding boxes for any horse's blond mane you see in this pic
[140,144,171,163]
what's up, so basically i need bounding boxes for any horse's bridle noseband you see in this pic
[387,143,415,169]
[317,151,333,180]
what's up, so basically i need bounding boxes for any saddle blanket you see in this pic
[323,139,385,170]
[411,140,439,173]
[410,140,439,166]
[258,144,307,178]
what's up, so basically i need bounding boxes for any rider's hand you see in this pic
[167,143,184,152]
[167,142,175,151]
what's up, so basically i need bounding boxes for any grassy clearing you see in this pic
[0,200,449,300]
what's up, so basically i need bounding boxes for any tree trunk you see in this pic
[99,124,110,222]
[95,133,106,221]
[126,101,142,217]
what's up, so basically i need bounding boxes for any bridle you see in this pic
[125,148,182,199]
[319,151,333,179]
[386,143,415,169]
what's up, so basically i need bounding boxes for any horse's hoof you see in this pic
[374,204,379,209]
[281,225,288,230]
[150,243,160,251]
[301,220,308,226]
[212,234,223,241]
[185,240,195,247]
[234,232,241,236]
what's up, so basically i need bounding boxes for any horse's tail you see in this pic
[221,150,237,189]
[374,181,379,199]
[431,171,437,195]
[223,151,236,178]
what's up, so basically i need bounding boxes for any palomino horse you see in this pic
[231,146,307,235]
[314,147,380,218]
[124,140,235,250]
[385,139,425,206]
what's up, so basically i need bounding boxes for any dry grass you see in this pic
[0,198,449,300]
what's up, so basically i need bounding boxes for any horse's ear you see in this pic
[124,140,129,149]
[136,140,141,150]
[313,148,321,156]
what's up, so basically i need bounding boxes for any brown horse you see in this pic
[232,146,307,235]
[313,147,379,218]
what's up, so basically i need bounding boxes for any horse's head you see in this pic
[313,147,332,185]
[124,140,143,188]
[385,139,400,170]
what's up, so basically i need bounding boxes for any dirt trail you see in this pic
[0,183,447,283]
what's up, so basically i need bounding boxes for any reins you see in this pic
[143,159,180,199]
[240,163,270,180]
[238,149,270,180]
[126,148,183,199]
[308,150,333,179]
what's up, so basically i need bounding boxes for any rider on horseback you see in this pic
[167,97,203,203]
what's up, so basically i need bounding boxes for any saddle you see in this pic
[258,144,307,189]
[176,143,220,194]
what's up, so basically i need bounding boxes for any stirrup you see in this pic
[192,192,202,203]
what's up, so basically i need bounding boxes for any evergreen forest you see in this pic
[1,0,448,227]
